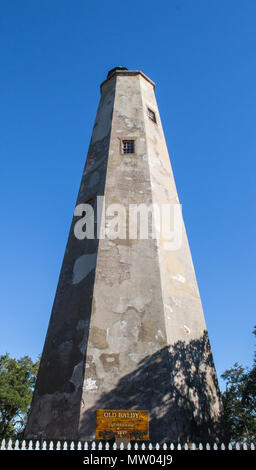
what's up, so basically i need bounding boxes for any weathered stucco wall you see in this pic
[139,75,223,440]
[78,72,169,440]
[25,76,116,440]
[25,69,224,443]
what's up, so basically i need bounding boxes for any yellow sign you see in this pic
[96,409,149,440]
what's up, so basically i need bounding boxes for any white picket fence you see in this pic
[0,439,255,450]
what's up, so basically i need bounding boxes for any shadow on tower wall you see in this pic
[79,331,227,444]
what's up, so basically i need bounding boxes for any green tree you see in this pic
[221,327,256,444]
[0,354,39,439]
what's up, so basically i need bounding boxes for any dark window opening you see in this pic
[147,108,156,123]
[122,140,135,154]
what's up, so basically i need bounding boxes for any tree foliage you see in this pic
[221,327,256,443]
[0,328,255,443]
[0,354,39,439]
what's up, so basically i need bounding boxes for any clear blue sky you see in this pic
[0,0,255,390]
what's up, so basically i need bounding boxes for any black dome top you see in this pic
[107,66,128,78]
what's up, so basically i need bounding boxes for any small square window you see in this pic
[147,108,156,123]
[122,139,135,154]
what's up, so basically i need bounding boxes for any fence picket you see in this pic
[0,438,254,451]
[7,439,13,450]
[28,440,33,450]
[14,440,19,450]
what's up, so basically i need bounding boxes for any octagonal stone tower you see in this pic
[25,68,224,443]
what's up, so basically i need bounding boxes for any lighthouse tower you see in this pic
[25,67,224,443]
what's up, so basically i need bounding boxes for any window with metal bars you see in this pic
[122,139,135,154]
[147,108,156,123]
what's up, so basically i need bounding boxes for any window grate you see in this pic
[147,108,156,123]
[122,140,135,154]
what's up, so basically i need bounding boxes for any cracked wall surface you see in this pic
[78,73,168,439]
[25,70,224,443]
[25,77,116,440]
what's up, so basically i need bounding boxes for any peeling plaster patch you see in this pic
[113,295,151,314]
[84,378,98,391]
[70,361,83,387]
[100,353,119,372]
[107,321,137,353]
[116,245,131,264]
[129,353,139,362]
[85,153,96,173]
[164,304,173,315]
[100,245,111,251]
[90,326,108,349]
[72,254,97,284]
[138,321,163,343]
[171,274,186,283]
[184,325,191,335]
[120,320,127,330]
[156,329,165,342]
[100,240,115,252]
[164,304,173,321]
[124,118,133,128]
[84,152,106,176]
[88,170,100,188]
[76,320,86,330]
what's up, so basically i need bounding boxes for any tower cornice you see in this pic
[100,69,155,92]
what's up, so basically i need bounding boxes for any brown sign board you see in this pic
[96,409,149,440]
